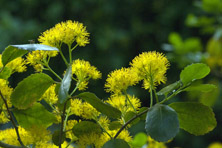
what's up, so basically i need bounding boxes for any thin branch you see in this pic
[0,141,25,148]
[0,91,26,147]
[59,101,68,148]
[114,108,149,139]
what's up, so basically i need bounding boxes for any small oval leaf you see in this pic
[157,81,181,96]
[11,73,54,109]
[102,139,130,148]
[169,102,217,135]
[180,63,210,86]
[58,65,72,104]
[77,92,121,119]
[131,132,147,147]
[13,103,56,129]
[2,45,28,66]
[183,84,217,92]
[72,121,102,137]
[145,104,179,142]
[0,67,12,80]
[11,44,59,51]
[52,131,65,146]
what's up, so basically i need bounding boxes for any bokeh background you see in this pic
[0,0,221,147]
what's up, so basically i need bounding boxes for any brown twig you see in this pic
[59,101,67,148]
[114,108,149,139]
[0,91,26,147]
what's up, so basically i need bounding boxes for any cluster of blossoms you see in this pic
[0,20,169,148]
[38,20,90,48]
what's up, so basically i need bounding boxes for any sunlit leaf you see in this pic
[11,73,54,109]
[157,81,181,96]
[77,92,121,119]
[169,102,217,135]
[180,63,210,86]
[58,65,72,104]
[13,103,56,129]
[183,84,217,92]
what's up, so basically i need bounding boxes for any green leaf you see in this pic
[52,131,65,146]
[102,139,130,148]
[77,92,121,119]
[169,102,217,135]
[13,103,56,129]
[11,73,54,109]
[138,107,149,120]
[0,67,12,79]
[58,65,72,104]
[125,111,139,125]
[157,81,181,96]
[109,121,122,130]
[183,84,217,92]
[2,45,28,66]
[11,44,59,51]
[145,104,179,142]
[72,121,102,137]
[180,63,210,86]
[130,132,147,147]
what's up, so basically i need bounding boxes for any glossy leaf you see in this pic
[183,84,217,92]
[102,139,130,148]
[11,73,54,109]
[145,104,179,142]
[169,102,217,135]
[131,132,147,147]
[180,63,210,86]
[77,92,121,119]
[0,67,12,80]
[58,65,72,104]
[72,121,102,137]
[2,45,28,66]
[13,103,56,129]
[11,44,59,51]
[157,81,181,96]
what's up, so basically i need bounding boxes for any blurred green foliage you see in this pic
[0,0,221,147]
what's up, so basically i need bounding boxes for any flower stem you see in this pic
[153,89,159,103]
[114,108,149,139]
[59,100,68,148]
[124,91,137,113]
[44,62,62,81]
[0,91,27,148]
[96,120,113,139]
[59,48,69,66]
[149,87,153,107]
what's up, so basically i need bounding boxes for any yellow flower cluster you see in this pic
[72,59,102,90]
[70,98,100,119]
[147,136,167,148]
[208,142,222,148]
[106,95,141,114]
[105,68,139,94]
[130,51,169,90]
[0,126,74,148]
[38,20,89,48]
[41,84,58,105]
[26,50,58,72]
[0,79,13,124]
[0,54,27,73]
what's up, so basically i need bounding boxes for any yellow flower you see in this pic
[0,54,27,73]
[106,95,141,114]
[105,68,139,95]
[208,142,222,148]
[147,136,167,148]
[66,120,79,140]
[26,50,58,72]
[41,84,58,105]
[38,20,89,48]
[0,79,13,124]
[98,116,110,130]
[72,59,102,90]
[70,98,83,116]
[81,102,100,120]
[77,132,105,148]
[130,51,169,90]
